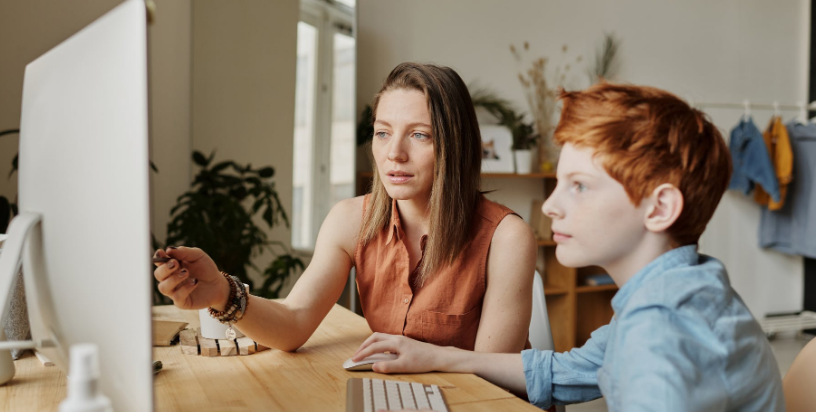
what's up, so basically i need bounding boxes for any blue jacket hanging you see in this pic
[727,117,780,202]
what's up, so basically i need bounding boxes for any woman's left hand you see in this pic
[352,333,450,374]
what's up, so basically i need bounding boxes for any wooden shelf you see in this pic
[576,284,618,293]
[357,171,556,179]
[544,286,568,296]
[537,239,556,247]
[482,172,556,179]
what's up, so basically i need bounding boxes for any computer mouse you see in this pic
[342,352,399,371]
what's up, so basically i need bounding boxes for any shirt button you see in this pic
[403,298,409,304]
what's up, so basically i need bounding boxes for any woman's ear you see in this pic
[644,183,684,234]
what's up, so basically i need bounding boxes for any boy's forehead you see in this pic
[557,144,607,176]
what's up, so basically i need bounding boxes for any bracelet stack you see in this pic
[207,271,250,325]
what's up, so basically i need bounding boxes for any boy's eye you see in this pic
[573,182,586,192]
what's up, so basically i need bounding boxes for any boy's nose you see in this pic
[542,194,563,220]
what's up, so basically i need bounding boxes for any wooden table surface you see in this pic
[0,304,540,411]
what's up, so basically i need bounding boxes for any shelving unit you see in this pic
[355,171,617,353]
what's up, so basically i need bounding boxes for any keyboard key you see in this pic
[362,379,372,412]
[428,385,448,412]
[372,379,387,411]
[398,381,416,410]
[385,380,402,409]
[412,382,430,410]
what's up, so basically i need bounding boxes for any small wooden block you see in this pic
[218,339,238,356]
[34,351,55,367]
[151,319,189,347]
[256,342,270,352]
[198,336,219,357]
[236,337,255,356]
[179,329,199,356]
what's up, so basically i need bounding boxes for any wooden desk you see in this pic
[1,305,540,411]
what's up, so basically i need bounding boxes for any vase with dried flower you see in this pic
[511,41,583,172]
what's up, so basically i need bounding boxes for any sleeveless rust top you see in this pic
[354,194,517,350]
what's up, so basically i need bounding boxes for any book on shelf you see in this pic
[583,273,614,286]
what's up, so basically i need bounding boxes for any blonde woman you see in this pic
[153,62,536,354]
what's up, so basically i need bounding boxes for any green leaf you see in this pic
[192,151,208,167]
[258,167,274,178]
[149,160,159,173]
[0,196,10,232]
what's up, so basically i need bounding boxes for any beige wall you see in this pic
[0,0,122,207]
[191,0,298,289]
[357,0,808,318]
[0,0,192,243]
[150,0,193,241]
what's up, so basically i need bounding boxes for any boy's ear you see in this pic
[644,183,684,233]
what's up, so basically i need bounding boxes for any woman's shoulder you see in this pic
[320,196,367,253]
[476,195,518,223]
[327,196,367,226]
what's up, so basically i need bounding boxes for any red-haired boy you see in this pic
[352,83,785,411]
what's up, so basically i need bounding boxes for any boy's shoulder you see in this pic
[621,255,735,326]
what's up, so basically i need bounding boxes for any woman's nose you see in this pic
[387,136,408,163]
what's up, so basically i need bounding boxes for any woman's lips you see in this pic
[386,171,414,184]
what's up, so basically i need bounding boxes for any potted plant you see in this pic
[470,89,538,173]
[159,151,303,304]
[0,129,19,233]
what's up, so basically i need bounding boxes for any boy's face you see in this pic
[543,143,649,269]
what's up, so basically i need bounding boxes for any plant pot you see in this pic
[514,149,534,174]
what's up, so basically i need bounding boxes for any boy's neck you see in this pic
[603,233,674,287]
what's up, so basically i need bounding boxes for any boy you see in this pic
[351,83,785,411]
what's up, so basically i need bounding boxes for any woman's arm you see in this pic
[155,196,363,352]
[474,214,537,352]
[232,196,363,351]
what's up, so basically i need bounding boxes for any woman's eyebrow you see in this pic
[374,119,431,129]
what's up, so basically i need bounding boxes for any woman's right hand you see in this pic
[153,246,229,311]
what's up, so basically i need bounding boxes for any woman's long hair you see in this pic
[359,62,482,286]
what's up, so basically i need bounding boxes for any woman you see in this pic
[153,62,536,353]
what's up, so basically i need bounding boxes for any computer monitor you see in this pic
[0,1,153,411]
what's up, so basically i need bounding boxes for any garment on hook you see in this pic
[727,117,780,202]
[754,117,793,210]
[759,121,816,259]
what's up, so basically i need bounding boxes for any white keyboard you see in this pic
[346,377,449,412]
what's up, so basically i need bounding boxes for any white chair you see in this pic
[529,270,556,351]
[529,270,566,412]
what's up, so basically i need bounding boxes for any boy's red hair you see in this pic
[554,83,732,246]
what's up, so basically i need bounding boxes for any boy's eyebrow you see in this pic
[560,171,596,180]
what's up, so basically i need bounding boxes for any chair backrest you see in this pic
[784,337,816,412]
[529,270,556,351]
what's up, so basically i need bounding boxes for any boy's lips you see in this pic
[552,231,572,242]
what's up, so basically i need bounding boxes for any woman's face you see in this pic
[372,88,436,202]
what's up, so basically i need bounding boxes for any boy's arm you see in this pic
[352,325,611,409]
[610,306,727,412]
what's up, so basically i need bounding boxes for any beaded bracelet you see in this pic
[207,272,240,322]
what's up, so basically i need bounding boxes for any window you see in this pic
[292,1,355,251]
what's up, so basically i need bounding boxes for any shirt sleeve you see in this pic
[522,324,609,409]
[607,305,727,412]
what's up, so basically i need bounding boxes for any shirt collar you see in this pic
[385,198,403,245]
[611,245,699,313]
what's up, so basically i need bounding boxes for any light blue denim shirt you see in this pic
[522,245,785,411]
[728,117,780,202]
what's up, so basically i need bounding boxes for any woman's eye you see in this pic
[375,131,389,139]
[412,132,430,140]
